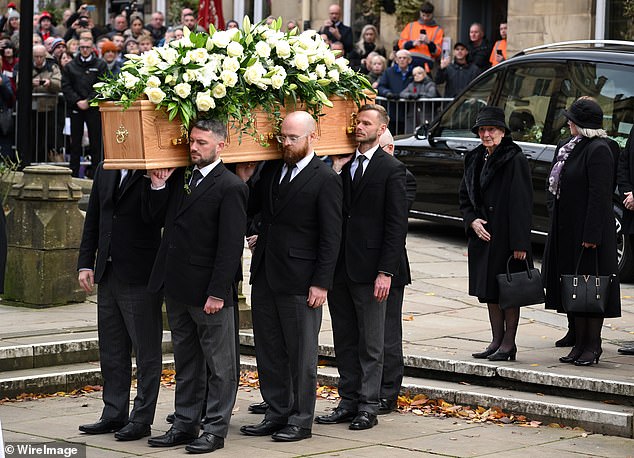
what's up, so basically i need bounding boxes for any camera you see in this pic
[78,18,89,27]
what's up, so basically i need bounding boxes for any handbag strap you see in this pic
[505,255,532,281]
[573,247,599,277]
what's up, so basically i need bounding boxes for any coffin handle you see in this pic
[171,125,190,146]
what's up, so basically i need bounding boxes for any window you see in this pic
[436,71,499,137]
[499,63,561,144]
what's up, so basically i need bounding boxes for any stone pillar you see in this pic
[4,165,86,306]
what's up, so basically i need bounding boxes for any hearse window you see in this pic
[436,71,498,137]
[499,63,561,145]
[548,62,634,147]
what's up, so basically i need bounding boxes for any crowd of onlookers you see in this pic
[0,1,508,175]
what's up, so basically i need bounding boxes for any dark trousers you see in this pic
[328,277,387,415]
[380,286,405,401]
[69,107,102,177]
[251,270,322,429]
[97,266,163,425]
[166,298,237,438]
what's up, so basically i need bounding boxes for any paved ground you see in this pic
[2,384,634,457]
[1,219,634,456]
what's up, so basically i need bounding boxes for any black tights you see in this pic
[486,303,520,353]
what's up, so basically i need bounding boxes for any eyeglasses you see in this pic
[275,134,308,144]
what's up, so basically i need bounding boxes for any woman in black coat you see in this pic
[459,106,533,361]
[543,97,621,366]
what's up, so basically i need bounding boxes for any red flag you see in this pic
[198,0,225,30]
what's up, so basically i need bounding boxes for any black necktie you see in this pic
[352,155,366,189]
[190,169,203,188]
[279,164,295,193]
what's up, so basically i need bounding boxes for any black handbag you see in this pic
[496,255,545,309]
[560,248,613,314]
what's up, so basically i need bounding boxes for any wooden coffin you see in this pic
[100,96,370,170]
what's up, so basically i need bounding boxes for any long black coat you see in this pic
[459,136,533,301]
[617,127,634,234]
[543,136,621,317]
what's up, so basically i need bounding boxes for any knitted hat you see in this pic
[50,38,66,52]
[39,11,52,22]
[471,106,510,135]
[7,10,19,20]
[564,98,603,129]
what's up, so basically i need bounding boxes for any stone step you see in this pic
[0,354,632,438]
[2,332,634,403]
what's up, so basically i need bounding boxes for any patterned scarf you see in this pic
[548,136,582,198]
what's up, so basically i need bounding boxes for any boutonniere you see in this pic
[184,167,193,194]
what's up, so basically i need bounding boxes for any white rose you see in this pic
[174,82,191,98]
[271,72,286,89]
[196,90,216,111]
[255,41,271,58]
[187,48,209,64]
[222,56,240,73]
[328,69,340,82]
[121,71,140,89]
[144,87,166,104]
[226,41,244,57]
[275,41,291,58]
[244,62,265,85]
[157,46,179,64]
[146,76,161,88]
[212,30,232,48]
[293,53,309,71]
[220,70,238,87]
[212,83,227,99]
[315,64,326,78]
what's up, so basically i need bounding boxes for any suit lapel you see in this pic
[341,161,353,210]
[273,155,319,215]
[177,163,223,216]
[117,170,140,200]
[104,168,118,205]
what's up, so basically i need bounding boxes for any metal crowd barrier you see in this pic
[375,96,453,136]
[13,92,69,164]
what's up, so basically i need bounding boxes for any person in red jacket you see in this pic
[398,1,443,69]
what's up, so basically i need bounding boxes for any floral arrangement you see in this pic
[93,17,373,141]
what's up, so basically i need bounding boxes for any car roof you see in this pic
[510,40,634,65]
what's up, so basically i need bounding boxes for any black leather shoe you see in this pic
[378,398,397,415]
[314,407,357,424]
[78,419,126,434]
[240,420,285,436]
[472,346,499,359]
[147,426,197,447]
[272,425,312,442]
[114,422,151,441]
[185,432,224,454]
[166,413,175,424]
[618,346,634,355]
[248,401,269,414]
[349,411,378,430]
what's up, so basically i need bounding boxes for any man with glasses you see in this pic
[61,37,107,177]
[377,49,414,134]
[236,111,343,442]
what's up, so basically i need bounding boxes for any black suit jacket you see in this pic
[146,164,248,306]
[337,148,409,286]
[249,156,343,294]
[77,164,162,284]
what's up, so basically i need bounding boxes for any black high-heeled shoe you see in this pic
[559,347,583,363]
[487,345,517,361]
[574,349,602,366]
[472,346,499,359]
